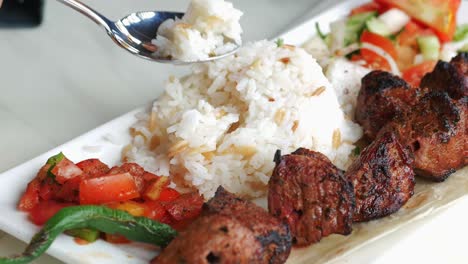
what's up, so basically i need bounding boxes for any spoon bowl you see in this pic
[57,0,240,64]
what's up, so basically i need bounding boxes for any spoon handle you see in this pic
[56,0,112,33]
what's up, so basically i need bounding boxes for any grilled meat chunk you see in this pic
[155,187,291,264]
[345,132,415,222]
[355,70,419,139]
[381,92,467,181]
[420,52,468,99]
[155,214,260,264]
[268,148,354,247]
[451,52,468,76]
[203,187,292,263]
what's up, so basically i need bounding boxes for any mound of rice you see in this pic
[152,0,243,61]
[125,40,363,199]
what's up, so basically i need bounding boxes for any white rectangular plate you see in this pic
[1,0,467,263]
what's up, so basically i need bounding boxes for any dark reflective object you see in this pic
[0,0,44,27]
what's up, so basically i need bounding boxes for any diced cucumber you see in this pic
[328,11,377,51]
[417,36,440,61]
[347,11,378,26]
[345,11,378,45]
[454,24,468,42]
[366,17,391,37]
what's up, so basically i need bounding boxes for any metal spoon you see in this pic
[56,0,240,64]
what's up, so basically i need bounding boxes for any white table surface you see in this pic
[0,0,337,263]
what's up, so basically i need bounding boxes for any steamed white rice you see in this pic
[125,40,363,199]
[152,0,243,61]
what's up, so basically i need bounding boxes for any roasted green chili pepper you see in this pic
[64,228,100,243]
[0,206,177,264]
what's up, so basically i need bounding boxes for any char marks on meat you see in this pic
[203,187,292,263]
[155,214,259,264]
[355,70,420,139]
[420,52,468,99]
[268,148,354,247]
[345,132,415,222]
[381,92,467,181]
[155,187,291,264]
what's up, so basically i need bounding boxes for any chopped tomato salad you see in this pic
[397,21,436,49]
[359,30,398,71]
[79,173,141,205]
[18,152,204,243]
[375,0,460,42]
[350,1,389,16]
[314,0,465,86]
[402,60,437,87]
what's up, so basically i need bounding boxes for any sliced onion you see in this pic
[440,38,468,61]
[333,42,401,76]
[378,8,410,35]
[330,19,346,52]
[360,42,401,76]
[334,43,360,57]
